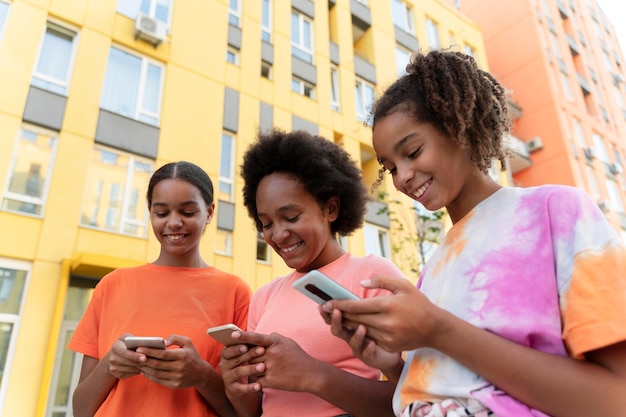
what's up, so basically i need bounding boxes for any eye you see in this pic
[407,146,422,159]
[182,211,197,217]
[155,212,168,218]
[286,214,301,223]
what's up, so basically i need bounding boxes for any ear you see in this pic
[206,202,215,225]
[326,196,340,222]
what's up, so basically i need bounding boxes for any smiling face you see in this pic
[256,172,343,272]
[373,111,497,223]
[149,178,213,267]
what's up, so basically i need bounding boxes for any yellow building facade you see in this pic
[0,1,497,415]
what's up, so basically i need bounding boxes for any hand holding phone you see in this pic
[207,324,245,346]
[123,336,166,350]
[293,270,360,304]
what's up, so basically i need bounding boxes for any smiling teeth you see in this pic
[167,234,185,242]
[281,243,301,253]
[413,181,430,199]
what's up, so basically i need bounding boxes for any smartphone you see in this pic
[292,270,360,304]
[207,324,245,346]
[123,336,166,350]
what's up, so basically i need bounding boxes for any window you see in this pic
[425,18,440,50]
[463,44,476,59]
[45,278,95,417]
[330,66,340,111]
[256,231,270,263]
[586,166,600,200]
[560,71,573,101]
[592,133,609,164]
[355,79,375,123]
[226,46,239,65]
[573,118,587,148]
[2,126,57,217]
[291,11,314,64]
[215,229,233,256]
[395,46,411,76]
[117,0,171,25]
[229,0,241,27]
[31,22,78,96]
[219,133,235,201]
[0,1,9,44]
[261,0,272,43]
[261,61,272,79]
[100,47,164,126]
[391,0,414,33]
[0,260,29,411]
[364,224,391,258]
[606,180,624,213]
[80,146,153,237]
[292,77,315,99]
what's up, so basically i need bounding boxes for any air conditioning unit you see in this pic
[609,163,624,175]
[583,147,595,160]
[134,13,167,46]
[525,137,544,153]
[597,200,610,213]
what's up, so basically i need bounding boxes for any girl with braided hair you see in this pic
[322,50,626,416]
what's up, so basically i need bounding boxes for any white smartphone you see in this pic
[206,324,245,346]
[292,270,360,304]
[123,336,166,350]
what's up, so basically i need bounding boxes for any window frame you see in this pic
[364,223,391,259]
[100,45,165,126]
[79,145,153,238]
[292,77,316,99]
[0,0,9,44]
[1,125,58,218]
[228,0,241,27]
[425,18,440,50]
[219,132,236,202]
[391,0,415,33]
[31,21,79,96]
[291,11,314,64]
[261,0,272,43]
[355,78,375,123]
[0,258,31,412]
[117,0,172,27]
[330,66,340,111]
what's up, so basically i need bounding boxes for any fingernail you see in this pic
[361,279,372,286]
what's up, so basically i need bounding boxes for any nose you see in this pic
[394,162,414,189]
[268,222,290,243]
[166,213,183,228]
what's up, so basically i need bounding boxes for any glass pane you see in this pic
[0,268,27,314]
[154,0,170,23]
[0,2,8,38]
[291,13,299,44]
[52,330,75,406]
[3,128,56,216]
[80,147,152,237]
[141,63,161,114]
[32,26,73,94]
[117,0,142,18]
[101,47,141,119]
[0,322,13,393]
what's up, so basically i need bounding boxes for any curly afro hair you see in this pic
[371,50,512,177]
[241,129,369,236]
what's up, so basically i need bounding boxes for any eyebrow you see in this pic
[151,201,199,208]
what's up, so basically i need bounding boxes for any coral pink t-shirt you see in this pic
[249,253,405,417]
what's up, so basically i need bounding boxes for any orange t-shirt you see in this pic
[68,263,251,416]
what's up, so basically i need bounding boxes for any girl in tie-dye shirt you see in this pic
[322,50,626,417]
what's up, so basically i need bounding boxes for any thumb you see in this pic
[165,334,187,348]
[361,274,411,294]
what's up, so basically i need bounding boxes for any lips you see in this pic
[411,178,432,199]
[164,233,187,242]
[280,241,303,253]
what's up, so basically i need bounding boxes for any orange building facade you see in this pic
[458,0,626,238]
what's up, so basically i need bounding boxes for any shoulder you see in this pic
[342,253,405,276]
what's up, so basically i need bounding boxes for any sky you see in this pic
[596,0,626,56]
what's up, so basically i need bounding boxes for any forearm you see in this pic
[226,391,263,417]
[72,355,118,417]
[308,361,396,417]
[433,310,626,416]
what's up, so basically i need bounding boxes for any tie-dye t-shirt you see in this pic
[393,185,626,417]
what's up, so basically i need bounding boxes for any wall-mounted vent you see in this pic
[583,147,595,161]
[525,137,543,153]
[134,14,166,46]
